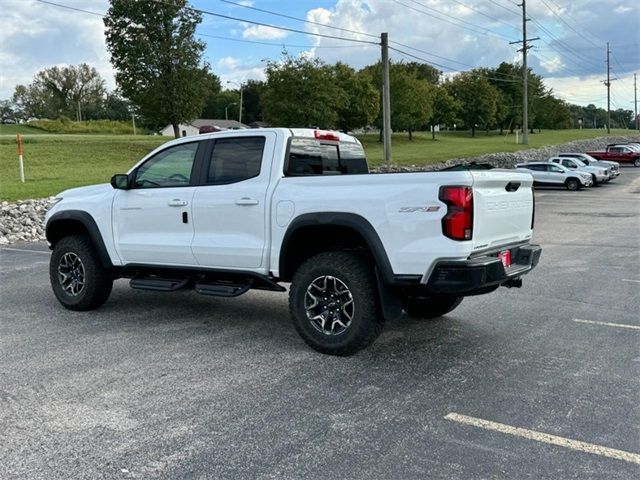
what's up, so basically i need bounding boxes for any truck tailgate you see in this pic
[470,170,534,251]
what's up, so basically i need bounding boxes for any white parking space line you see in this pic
[0,247,50,255]
[573,319,640,331]
[622,279,640,284]
[445,413,640,465]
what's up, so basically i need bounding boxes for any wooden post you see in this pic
[17,134,25,183]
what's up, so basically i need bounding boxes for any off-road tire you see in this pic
[402,295,463,319]
[50,235,113,311]
[289,251,384,356]
[565,178,580,191]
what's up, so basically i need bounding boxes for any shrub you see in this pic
[28,119,142,135]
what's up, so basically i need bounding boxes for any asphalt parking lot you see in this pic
[1,169,639,479]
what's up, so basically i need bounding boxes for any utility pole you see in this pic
[381,32,392,165]
[131,113,136,135]
[510,0,538,145]
[634,73,638,131]
[605,42,611,134]
[226,80,244,124]
[239,86,244,124]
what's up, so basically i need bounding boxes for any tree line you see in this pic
[1,0,634,136]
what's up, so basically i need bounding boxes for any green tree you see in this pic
[390,67,434,139]
[104,0,211,137]
[241,79,267,124]
[360,61,435,139]
[332,63,379,132]
[532,93,572,130]
[446,72,499,137]
[262,54,345,128]
[429,85,460,139]
[0,100,16,122]
[11,64,105,120]
[201,90,240,120]
[100,93,133,121]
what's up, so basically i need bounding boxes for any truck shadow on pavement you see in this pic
[48,281,497,365]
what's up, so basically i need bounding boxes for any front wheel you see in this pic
[50,235,113,311]
[565,178,580,191]
[402,295,463,319]
[289,251,384,356]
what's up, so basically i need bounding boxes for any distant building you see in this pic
[160,119,249,137]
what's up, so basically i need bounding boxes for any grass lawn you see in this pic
[0,124,48,135]
[0,128,636,201]
[1,135,167,201]
[359,128,633,166]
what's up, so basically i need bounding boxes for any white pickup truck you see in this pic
[45,128,541,355]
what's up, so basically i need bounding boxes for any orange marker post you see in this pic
[17,134,25,183]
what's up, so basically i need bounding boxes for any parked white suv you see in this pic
[515,162,592,190]
[45,128,541,355]
[557,153,619,179]
[547,157,609,185]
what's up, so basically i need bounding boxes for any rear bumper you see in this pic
[423,244,542,296]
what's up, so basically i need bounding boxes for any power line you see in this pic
[388,46,520,83]
[216,0,379,39]
[539,0,600,48]
[197,32,372,50]
[389,0,517,42]
[149,0,380,45]
[35,0,103,17]
[485,0,521,16]
[448,0,518,30]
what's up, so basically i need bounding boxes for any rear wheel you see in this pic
[565,178,580,191]
[50,235,113,311]
[289,251,384,356]
[634,158,640,167]
[402,295,463,319]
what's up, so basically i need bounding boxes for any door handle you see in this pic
[168,199,188,207]
[235,197,259,206]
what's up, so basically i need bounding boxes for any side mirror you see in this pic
[111,174,131,190]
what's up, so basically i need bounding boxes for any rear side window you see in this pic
[206,137,265,185]
[525,165,546,171]
[285,138,368,176]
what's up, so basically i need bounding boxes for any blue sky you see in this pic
[1,0,638,110]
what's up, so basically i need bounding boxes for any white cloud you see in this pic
[242,25,288,40]
[217,56,241,70]
[540,55,565,73]
[0,0,114,98]
[237,0,255,6]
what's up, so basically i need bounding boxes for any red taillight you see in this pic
[439,186,473,241]
[314,130,340,141]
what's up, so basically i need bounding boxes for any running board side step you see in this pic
[195,282,250,297]
[130,277,189,292]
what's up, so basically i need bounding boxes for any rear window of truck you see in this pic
[285,138,368,176]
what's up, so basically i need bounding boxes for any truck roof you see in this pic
[160,127,360,149]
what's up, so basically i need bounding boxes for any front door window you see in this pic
[134,143,198,188]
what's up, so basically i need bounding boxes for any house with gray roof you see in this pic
[160,119,249,137]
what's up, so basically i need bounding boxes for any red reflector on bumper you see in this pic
[498,250,512,268]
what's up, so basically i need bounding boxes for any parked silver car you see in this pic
[558,152,620,179]
[515,162,592,190]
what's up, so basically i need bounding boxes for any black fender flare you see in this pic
[279,212,402,321]
[46,210,114,270]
